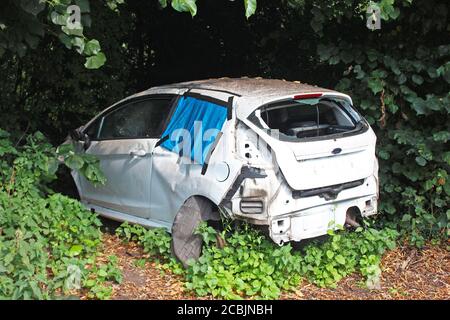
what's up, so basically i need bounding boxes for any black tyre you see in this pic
[171,196,214,267]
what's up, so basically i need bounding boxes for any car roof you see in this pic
[123,77,351,119]
[152,77,337,99]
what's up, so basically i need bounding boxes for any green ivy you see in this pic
[310,0,449,246]
[0,129,120,299]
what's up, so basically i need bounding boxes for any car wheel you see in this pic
[171,196,215,267]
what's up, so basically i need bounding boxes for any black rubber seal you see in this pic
[201,132,223,175]
[220,166,267,207]
[227,96,234,120]
[183,92,229,107]
[155,135,169,147]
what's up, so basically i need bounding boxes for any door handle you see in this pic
[130,149,147,157]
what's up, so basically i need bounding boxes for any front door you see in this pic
[77,96,175,219]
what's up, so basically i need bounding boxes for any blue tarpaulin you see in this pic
[160,96,228,164]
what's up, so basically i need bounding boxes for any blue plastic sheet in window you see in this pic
[160,96,227,164]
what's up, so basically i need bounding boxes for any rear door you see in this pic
[78,95,175,218]
[148,93,232,223]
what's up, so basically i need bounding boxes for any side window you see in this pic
[97,98,174,140]
[160,95,228,164]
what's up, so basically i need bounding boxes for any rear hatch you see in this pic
[271,131,375,190]
[247,93,376,190]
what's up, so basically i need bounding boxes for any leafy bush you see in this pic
[290,0,450,246]
[298,226,398,288]
[186,223,302,299]
[116,221,399,300]
[0,129,120,299]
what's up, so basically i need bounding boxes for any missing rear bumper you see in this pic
[269,194,378,244]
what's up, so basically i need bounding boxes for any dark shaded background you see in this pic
[1,0,337,144]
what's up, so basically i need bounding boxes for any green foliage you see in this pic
[0,0,107,67]
[0,0,257,67]
[244,0,258,19]
[186,223,302,299]
[299,226,398,288]
[310,0,449,246]
[117,221,399,300]
[0,2,447,302]
[116,222,172,258]
[0,129,119,299]
[57,143,106,186]
[83,255,122,299]
[170,0,198,17]
[115,222,185,275]
[0,129,105,195]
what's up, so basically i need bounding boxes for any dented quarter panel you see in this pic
[149,118,242,224]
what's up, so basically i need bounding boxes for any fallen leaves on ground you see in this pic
[99,234,449,300]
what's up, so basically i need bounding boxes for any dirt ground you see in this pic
[97,232,449,300]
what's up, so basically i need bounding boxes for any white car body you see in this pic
[69,78,379,245]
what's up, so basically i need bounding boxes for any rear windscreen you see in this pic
[250,97,363,141]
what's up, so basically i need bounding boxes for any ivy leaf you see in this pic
[171,0,197,17]
[415,156,427,166]
[47,158,59,175]
[58,33,72,49]
[411,98,427,115]
[427,67,439,79]
[20,0,46,16]
[378,150,390,160]
[62,25,84,37]
[412,74,424,85]
[244,0,257,19]
[71,37,85,54]
[65,154,84,170]
[340,50,354,64]
[335,255,346,265]
[83,39,101,56]
[317,44,333,61]
[159,0,168,8]
[84,52,107,69]
[353,65,366,79]
[443,152,450,165]
[98,269,108,277]
[368,78,383,94]
[366,49,378,62]
[69,244,83,256]
[397,73,407,85]
[432,131,450,143]
[57,143,74,155]
[336,78,351,91]
[402,214,411,222]
[51,12,68,26]
[329,55,340,65]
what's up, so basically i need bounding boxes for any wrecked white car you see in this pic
[67,78,379,265]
